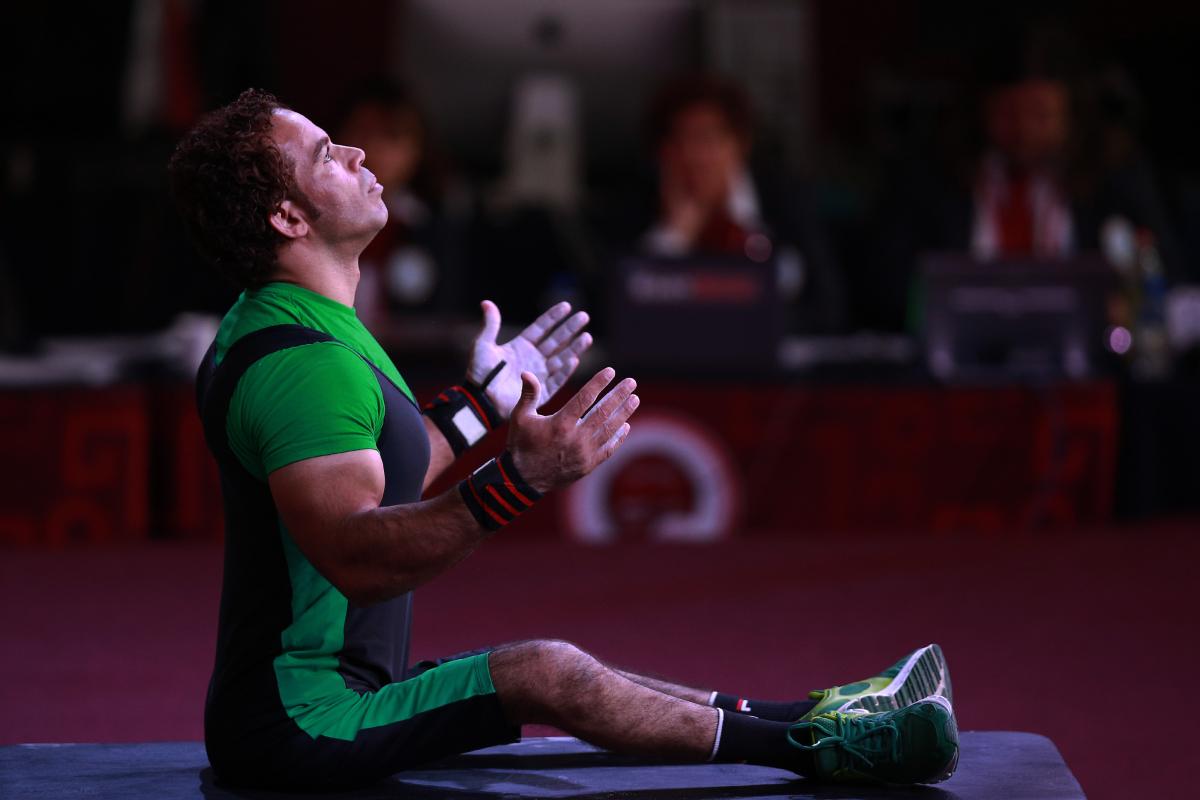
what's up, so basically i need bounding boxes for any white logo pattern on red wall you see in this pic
[562,412,741,544]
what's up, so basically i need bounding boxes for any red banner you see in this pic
[0,380,1117,545]
[0,386,150,545]
[425,380,1118,540]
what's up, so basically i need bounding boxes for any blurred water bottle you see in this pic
[1133,229,1171,380]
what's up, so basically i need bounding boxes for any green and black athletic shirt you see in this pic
[196,282,498,759]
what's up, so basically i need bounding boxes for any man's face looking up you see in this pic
[269,108,389,249]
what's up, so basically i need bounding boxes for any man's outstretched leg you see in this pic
[490,640,719,762]
[487,639,959,785]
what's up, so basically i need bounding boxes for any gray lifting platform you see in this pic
[0,733,1084,799]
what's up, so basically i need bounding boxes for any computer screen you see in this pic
[920,253,1118,382]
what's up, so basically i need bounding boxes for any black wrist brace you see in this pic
[422,362,505,455]
[459,451,543,531]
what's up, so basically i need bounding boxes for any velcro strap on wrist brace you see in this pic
[423,363,505,455]
[459,451,543,531]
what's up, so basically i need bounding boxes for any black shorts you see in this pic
[207,650,520,791]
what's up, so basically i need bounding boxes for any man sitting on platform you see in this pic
[168,89,959,791]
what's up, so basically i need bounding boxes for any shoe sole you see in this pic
[843,644,953,715]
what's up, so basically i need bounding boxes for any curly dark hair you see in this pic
[168,88,319,289]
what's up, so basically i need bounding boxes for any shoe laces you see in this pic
[789,712,900,770]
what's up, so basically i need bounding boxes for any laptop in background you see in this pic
[608,255,783,374]
[919,253,1118,382]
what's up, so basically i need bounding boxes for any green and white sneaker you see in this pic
[788,695,959,785]
[802,643,952,720]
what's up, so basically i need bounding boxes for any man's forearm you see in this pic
[331,488,487,605]
[280,367,634,607]
[421,416,457,493]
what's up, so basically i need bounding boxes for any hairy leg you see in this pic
[607,667,712,705]
[488,640,717,761]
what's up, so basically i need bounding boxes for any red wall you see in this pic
[0,380,1116,545]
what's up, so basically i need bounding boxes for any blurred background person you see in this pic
[972,64,1075,261]
[866,24,1184,331]
[628,75,845,334]
[335,78,474,335]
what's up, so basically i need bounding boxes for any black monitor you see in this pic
[608,255,783,374]
[920,253,1118,382]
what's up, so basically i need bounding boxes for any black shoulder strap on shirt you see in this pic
[195,324,335,463]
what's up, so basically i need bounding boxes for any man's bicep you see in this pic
[233,344,385,480]
[268,449,386,577]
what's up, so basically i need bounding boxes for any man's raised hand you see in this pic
[468,300,592,418]
[508,369,639,494]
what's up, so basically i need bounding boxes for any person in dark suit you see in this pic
[867,31,1183,331]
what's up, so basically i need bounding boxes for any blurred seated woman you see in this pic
[635,75,845,333]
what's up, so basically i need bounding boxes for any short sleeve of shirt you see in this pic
[226,342,385,480]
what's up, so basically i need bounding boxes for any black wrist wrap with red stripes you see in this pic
[459,451,543,531]
[422,364,505,456]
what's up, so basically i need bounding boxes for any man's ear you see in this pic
[269,199,310,240]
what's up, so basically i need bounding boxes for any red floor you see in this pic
[2,524,1193,799]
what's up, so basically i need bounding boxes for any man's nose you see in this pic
[347,146,366,170]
